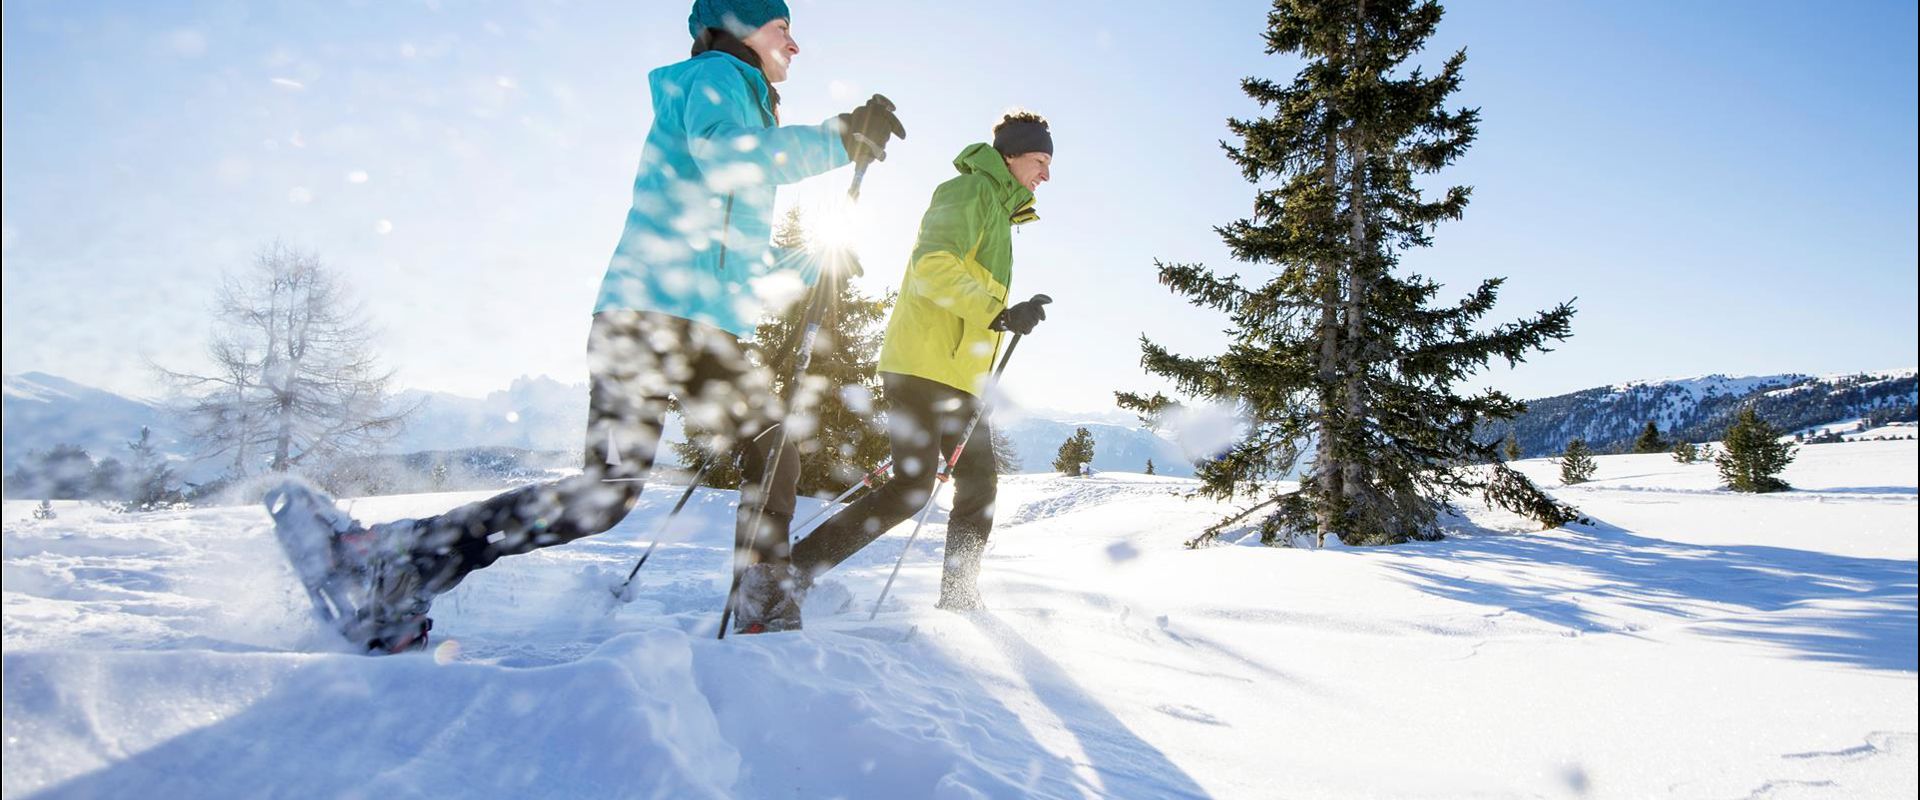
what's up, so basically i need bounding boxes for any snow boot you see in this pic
[935,536,985,612]
[731,562,807,634]
[264,480,437,654]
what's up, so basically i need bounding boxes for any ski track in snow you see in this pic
[4,442,1916,798]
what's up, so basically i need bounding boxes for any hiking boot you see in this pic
[935,538,985,612]
[265,480,437,654]
[732,562,807,634]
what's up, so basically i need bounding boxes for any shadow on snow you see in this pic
[1377,517,1918,673]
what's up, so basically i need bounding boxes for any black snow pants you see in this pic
[789,372,997,603]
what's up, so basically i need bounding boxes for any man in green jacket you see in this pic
[787,111,1054,615]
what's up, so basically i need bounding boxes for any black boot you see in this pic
[936,531,985,611]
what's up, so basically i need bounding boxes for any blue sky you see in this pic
[3,0,1915,416]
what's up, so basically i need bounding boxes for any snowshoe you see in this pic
[731,562,807,634]
[263,479,436,654]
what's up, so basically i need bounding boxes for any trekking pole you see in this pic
[607,443,749,601]
[868,307,1043,620]
[718,163,877,639]
[606,466,706,601]
[790,458,893,539]
[845,95,894,201]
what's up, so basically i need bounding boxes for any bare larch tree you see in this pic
[163,241,414,476]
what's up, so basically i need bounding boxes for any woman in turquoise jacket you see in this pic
[267,0,904,650]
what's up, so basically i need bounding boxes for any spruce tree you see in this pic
[1632,420,1666,454]
[1502,432,1521,462]
[90,458,128,502]
[1051,436,1076,476]
[1052,427,1096,476]
[1118,0,1575,546]
[126,426,180,510]
[673,207,893,496]
[1716,407,1795,493]
[1145,458,1156,476]
[1671,440,1698,464]
[1483,463,1584,529]
[1557,438,1597,485]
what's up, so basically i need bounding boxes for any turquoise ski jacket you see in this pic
[596,51,849,336]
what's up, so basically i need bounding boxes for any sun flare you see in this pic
[800,194,866,256]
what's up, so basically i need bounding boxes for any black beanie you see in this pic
[992,120,1053,158]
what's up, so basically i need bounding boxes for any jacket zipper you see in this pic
[716,193,735,274]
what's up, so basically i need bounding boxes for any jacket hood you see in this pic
[953,143,1037,223]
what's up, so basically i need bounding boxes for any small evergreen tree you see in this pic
[1145,458,1156,475]
[1716,407,1795,493]
[1052,427,1096,476]
[673,207,893,496]
[125,427,180,510]
[1503,432,1522,462]
[1671,440,1698,464]
[1557,438,1597,485]
[991,426,1022,475]
[90,458,128,502]
[33,499,57,520]
[4,445,98,500]
[1631,421,1666,454]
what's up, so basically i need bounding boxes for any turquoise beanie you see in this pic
[687,0,791,38]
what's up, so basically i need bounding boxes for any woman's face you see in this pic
[742,19,798,83]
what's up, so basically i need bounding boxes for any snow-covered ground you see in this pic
[1793,418,1918,442]
[4,442,1915,798]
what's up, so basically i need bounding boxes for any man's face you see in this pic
[742,19,798,83]
[1005,152,1051,192]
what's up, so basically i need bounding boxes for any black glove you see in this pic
[990,294,1052,335]
[836,94,906,164]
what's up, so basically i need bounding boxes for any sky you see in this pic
[3,0,1916,417]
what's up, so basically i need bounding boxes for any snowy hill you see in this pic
[4,441,1914,798]
[1490,369,1918,456]
[2,373,174,471]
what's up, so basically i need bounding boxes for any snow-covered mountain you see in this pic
[1,373,176,472]
[1489,369,1918,457]
[2,372,1188,479]
[20,367,1910,479]
[390,376,1196,475]
[391,376,590,454]
[996,414,1194,476]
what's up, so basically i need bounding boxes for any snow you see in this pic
[1796,419,1920,441]
[5,443,1916,798]
[1763,368,1918,400]
[1609,372,1805,399]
